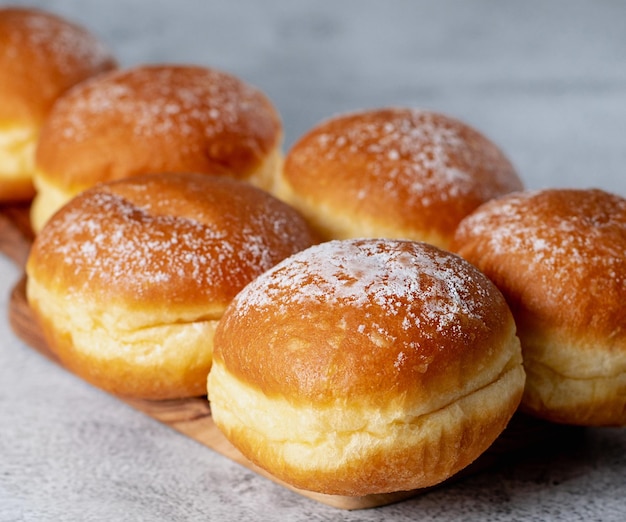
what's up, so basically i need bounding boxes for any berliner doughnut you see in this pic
[0,7,116,202]
[275,108,523,249]
[208,238,525,495]
[26,172,316,400]
[452,188,626,426]
[30,64,283,231]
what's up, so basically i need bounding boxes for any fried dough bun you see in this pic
[208,238,525,495]
[275,108,523,249]
[452,188,626,426]
[30,64,282,231]
[26,172,316,400]
[0,7,116,202]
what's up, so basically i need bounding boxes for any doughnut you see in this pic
[0,7,116,203]
[30,64,283,231]
[208,238,525,495]
[274,108,523,249]
[452,188,626,426]
[26,172,317,400]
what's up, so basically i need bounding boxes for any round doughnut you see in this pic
[26,172,317,400]
[275,108,523,249]
[30,64,283,231]
[452,188,626,426]
[0,6,116,202]
[208,238,525,495]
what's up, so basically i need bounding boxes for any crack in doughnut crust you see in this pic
[452,188,626,426]
[209,238,525,495]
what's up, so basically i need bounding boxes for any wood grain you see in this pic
[1,204,567,510]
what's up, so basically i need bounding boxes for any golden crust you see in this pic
[26,172,317,399]
[209,239,525,494]
[31,64,282,230]
[452,188,626,426]
[0,7,116,202]
[0,7,116,126]
[276,108,522,248]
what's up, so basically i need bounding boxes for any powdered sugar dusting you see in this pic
[293,108,520,208]
[33,179,312,304]
[54,65,274,144]
[1,8,114,76]
[456,189,626,309]
[232,238,494,345]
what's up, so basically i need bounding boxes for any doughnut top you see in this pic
[452,188,626,339]
[0,7,116,126]
[27,173,316,310]
[35,64,282,191]
[213,238,516,404]
[281,108,522,246]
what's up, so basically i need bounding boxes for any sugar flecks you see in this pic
[53,65,273,146]
[456,189,626,307]
[1,8,113,76]
[35,185,309,302]
[296,108,519,208]
[232,238,493,343]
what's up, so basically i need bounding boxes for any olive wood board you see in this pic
[0,203,569,510]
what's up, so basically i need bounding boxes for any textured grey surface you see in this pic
[1,0,626,520]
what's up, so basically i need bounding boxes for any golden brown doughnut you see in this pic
[208,238,525,495]
[26,172,317,400]
[275,108,523,249]
[30,64,283,231]
[0,7,116,203]
[452,188,626,426]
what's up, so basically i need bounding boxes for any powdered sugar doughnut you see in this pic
[0,6,116,202]
[26,172,316,399]
[275,108,522,249]
[208,238,525,495]
[30,64,282,231]
[452,188,626,426]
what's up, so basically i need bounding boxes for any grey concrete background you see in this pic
[1,1,625,520]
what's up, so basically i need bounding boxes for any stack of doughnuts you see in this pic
[12,3,625,501]
[0,7,117,203]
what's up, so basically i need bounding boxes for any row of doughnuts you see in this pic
[5,6,625,497]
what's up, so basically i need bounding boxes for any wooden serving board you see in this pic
[0,202,34,267]
[0,203,565,510]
